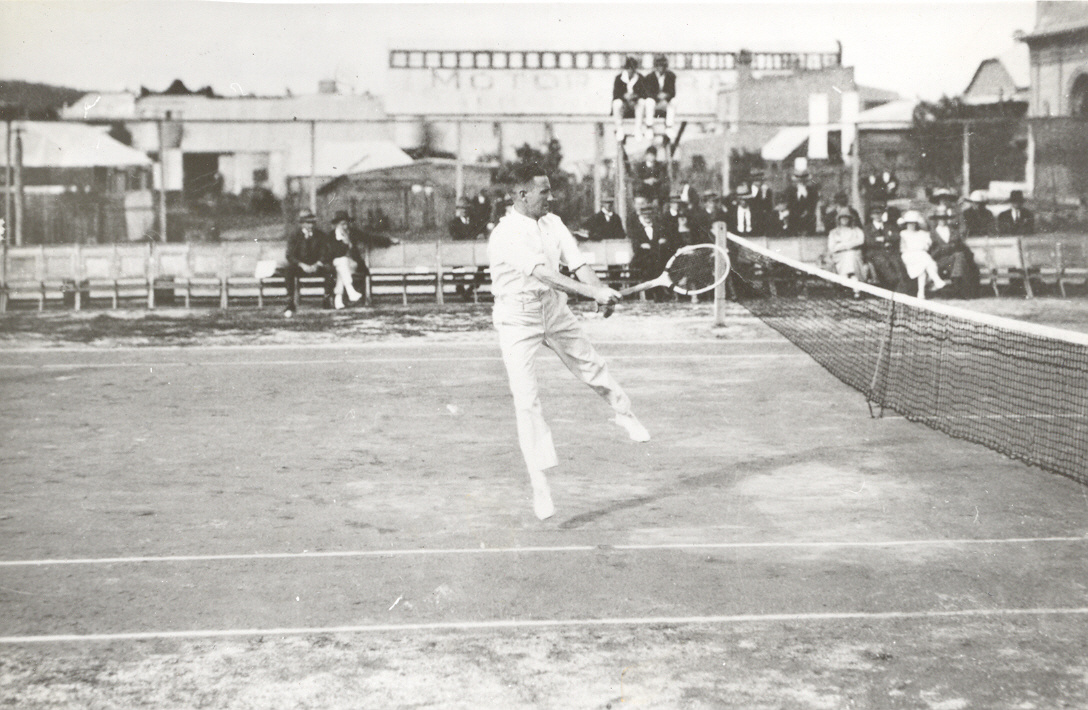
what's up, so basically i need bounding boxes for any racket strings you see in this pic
[666,245,725,294]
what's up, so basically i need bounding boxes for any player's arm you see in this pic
[530,265,619,305]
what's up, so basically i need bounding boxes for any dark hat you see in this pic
[1010,190,1025,203]
[330,210,352,225]
[653,54,668,67]
[624,56,639,70]
[297,209,317,223]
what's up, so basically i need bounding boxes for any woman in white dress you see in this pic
[897,210,947,298]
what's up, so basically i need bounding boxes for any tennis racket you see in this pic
[621,243,731,298]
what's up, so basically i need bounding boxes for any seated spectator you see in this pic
[327,212,366,309]
[283,209,333,317]
[449,199,477,241]
[822,192,861,236]
[635,147,667,204]
[863,208,911,293]
[827,209,866,280]
[702,191,728,228]
[929,211,981,299]
[997,190,1034,235]
[961,190,995,237]
[611,56,645,140]
[325,210,399,309]
[897,210,947,298]
[628,203,668,289]
[583,196,626,241]
[640,54,677,134]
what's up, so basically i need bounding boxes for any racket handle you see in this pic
[620,274,669,298]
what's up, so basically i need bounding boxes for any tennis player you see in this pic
[488,163,651,520]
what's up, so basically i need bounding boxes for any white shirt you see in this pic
[488,211,587,298]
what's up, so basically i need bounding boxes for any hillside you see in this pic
[0,79,86,119]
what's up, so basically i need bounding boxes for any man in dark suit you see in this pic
[961,190,995,237]
[627,203,675,299]
[583,197,626,241]
[751,180,776,236]
[283,208,333,317]
[725,184,758,237]
[449,199,477,241]
[640,54,677,134]
[786,168,819,235]
[997,190,1034,235]
[634,147,667,206]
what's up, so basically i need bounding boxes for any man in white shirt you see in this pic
[488,164,651,520]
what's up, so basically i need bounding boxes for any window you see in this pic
[475,52,491,68]
[408,52,424,68]
[607,53,622,70]
[575,52,590,69]
[442,52,457,68]
[525,52,540,68]
[542,52,557,68]
[592,53,608,69]
[390,51,408,68]
[425,52,440,68]
[459,52,474,68]
[492,52,508,69]
[509,52,524,69]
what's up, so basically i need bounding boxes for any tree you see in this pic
[494,139,582,222]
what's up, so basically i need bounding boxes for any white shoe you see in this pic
[346,289,363,304]
[528,469,555,521]
[615,413,650,442]
[932,278,948,291]
[334,294,345,310]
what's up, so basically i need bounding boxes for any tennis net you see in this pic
[720,231,1088,485]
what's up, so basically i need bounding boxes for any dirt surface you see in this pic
[1,300,1087,708]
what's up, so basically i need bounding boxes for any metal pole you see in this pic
[4,120,11,240]
[593,123,603,211]
[309,120,317,212]
[614,133,626,232]
[851,123,862,216]
[962,121,971,197]
[454,120,464,203]
[720,123,732,198]
[157,119,167,243]
[13,126,24,247]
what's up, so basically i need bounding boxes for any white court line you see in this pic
[3,607,1088,644]
[0,338,789,355]
[0,353,810,370]
[2,536,1084,567]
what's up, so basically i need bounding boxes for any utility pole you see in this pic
[309,120,317,212]
[13,125,24,247]
[157,119,167,243]
[961,121,971,197]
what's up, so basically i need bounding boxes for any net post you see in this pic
[866,292,897,418]
[713,223,727,327]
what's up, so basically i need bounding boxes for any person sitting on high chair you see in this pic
[611,56,645,140]
[640,54,676,134]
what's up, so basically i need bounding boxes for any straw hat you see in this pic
[966,189,989,204]
[897,209,926,226]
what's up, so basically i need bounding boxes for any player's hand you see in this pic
[594,286,621,307]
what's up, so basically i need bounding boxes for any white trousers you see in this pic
[493,290,633,472]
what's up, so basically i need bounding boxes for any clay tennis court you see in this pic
[1,302,1087,708]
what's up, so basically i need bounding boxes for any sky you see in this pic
[0,0,1037,102]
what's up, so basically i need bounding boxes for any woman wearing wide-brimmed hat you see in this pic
[897,210,947,298]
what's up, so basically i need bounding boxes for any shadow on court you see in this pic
[0,304,1086,708]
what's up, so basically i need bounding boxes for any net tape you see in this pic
[723,231,1088,485]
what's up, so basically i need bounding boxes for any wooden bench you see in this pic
[966,236,1033,297]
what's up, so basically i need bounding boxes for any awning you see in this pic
[288,140,415,177]
[1,121,152,168]
[760,126,809,162]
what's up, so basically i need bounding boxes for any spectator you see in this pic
[752,180,776,236]
[635,146,667,204]
[327,212,366,309]
[827,208,866,280]
[628,203,673,299]
[583,196,626,241]
[863,208,911,293]
[611,56,645,140]
[283,209,333,317]
[640,54,677,135]
[880,170,899,199]
[862,173,887,209]
[469,190,492,236]
[449,198,477,241]
[325,210,399,308]
[823,192,861,236]
[898,210,947,298]
[997,190,1035,235]
[702,190,728,228]
[727,184,758,238]
[929,211,981,299]
[961,190,995,237]
[786,167,819,235]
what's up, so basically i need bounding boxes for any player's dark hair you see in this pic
[512,162,548,188]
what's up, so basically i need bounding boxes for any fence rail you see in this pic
[1,234,1084,312]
